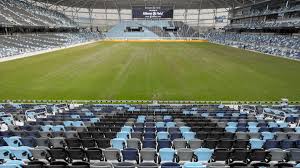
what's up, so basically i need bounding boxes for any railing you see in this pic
[104,36,205,40]
[1,99,299,105]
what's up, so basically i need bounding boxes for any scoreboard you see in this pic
[132,6,173,19]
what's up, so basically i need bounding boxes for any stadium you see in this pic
[0,0,300,167]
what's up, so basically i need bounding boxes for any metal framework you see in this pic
[31,0,267,9]
[28,0,269,28]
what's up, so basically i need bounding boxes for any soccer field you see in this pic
[0,42,299,101]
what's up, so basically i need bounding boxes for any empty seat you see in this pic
[203,139,218,149]
[103,148,121,162]
[230,148,249,163]
[157,132,169,140]
[281,139,295,149]
[264,140,280,149]
[177,148,194,163]
[67,148,86,162]
[194,148,214,162]
[111,138,126,150]
[268,148,288,164]
[140,148,157,163]
[66,138,82,148]
[85,148,103,162]
[49,147,69,162]
[217,139,234,149]
[126,138,141,150]
[158,148,176,163]
[119,148,137,163]
[233,140,248,149]
[212,149,231,162]
[131,132,143,140]
[35,138,50,147]
[173,138,187,149]
[182,132,196,141]
[287,148,300,163]
[249,139,265,149]
[188,139,203,149]
[29,146,51,163]
[143,139,156,149]
[95,138,111,149]
[49,138,66,148]
[249,149,269,163]
[81,138,97,148]
[157,140,172,149]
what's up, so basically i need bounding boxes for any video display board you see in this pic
[132,6,173,19]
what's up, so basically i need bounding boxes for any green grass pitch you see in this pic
[0,42,299,101]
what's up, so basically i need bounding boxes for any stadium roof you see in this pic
[34,0,265,9]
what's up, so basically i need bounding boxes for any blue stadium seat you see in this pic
[261,132,274,140]
[179,126,191,133]
[157,132,169,140]
[183,162,205,168]
[3,136,22,147]
[182,132,196,140]
[117,132,130,139]
[193,148,214,162]
[155,122,165,128]
[249,139,265,149]
[143,139,156,149]
[0,146,13,160]
[121,148,139,163]
[158,140,172,149]
[158,148,176,163]
[111,138,126,150]
[121,126,133,133]
[166,122,176,128]
[0,160,24,168]
[11,146,32,161]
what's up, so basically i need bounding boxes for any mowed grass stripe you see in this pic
[0,42,299,101]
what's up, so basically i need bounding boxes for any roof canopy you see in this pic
[33,0,265,9]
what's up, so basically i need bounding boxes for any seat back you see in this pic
[173,139,187,149]
[121,148,138,162]
[194,148,214,162]
[103,148,121,162]
[85,148,103,161]
[268,148,287,161]
[188,139,203,149]
[111,138,126,150]
[177,148,194,162]
[140,148,156,162]
[159,148,175,163]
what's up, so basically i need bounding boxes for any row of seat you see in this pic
[3,145,300,166]
[0,103,299,168]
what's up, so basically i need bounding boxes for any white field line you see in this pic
[0,40,102,63]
